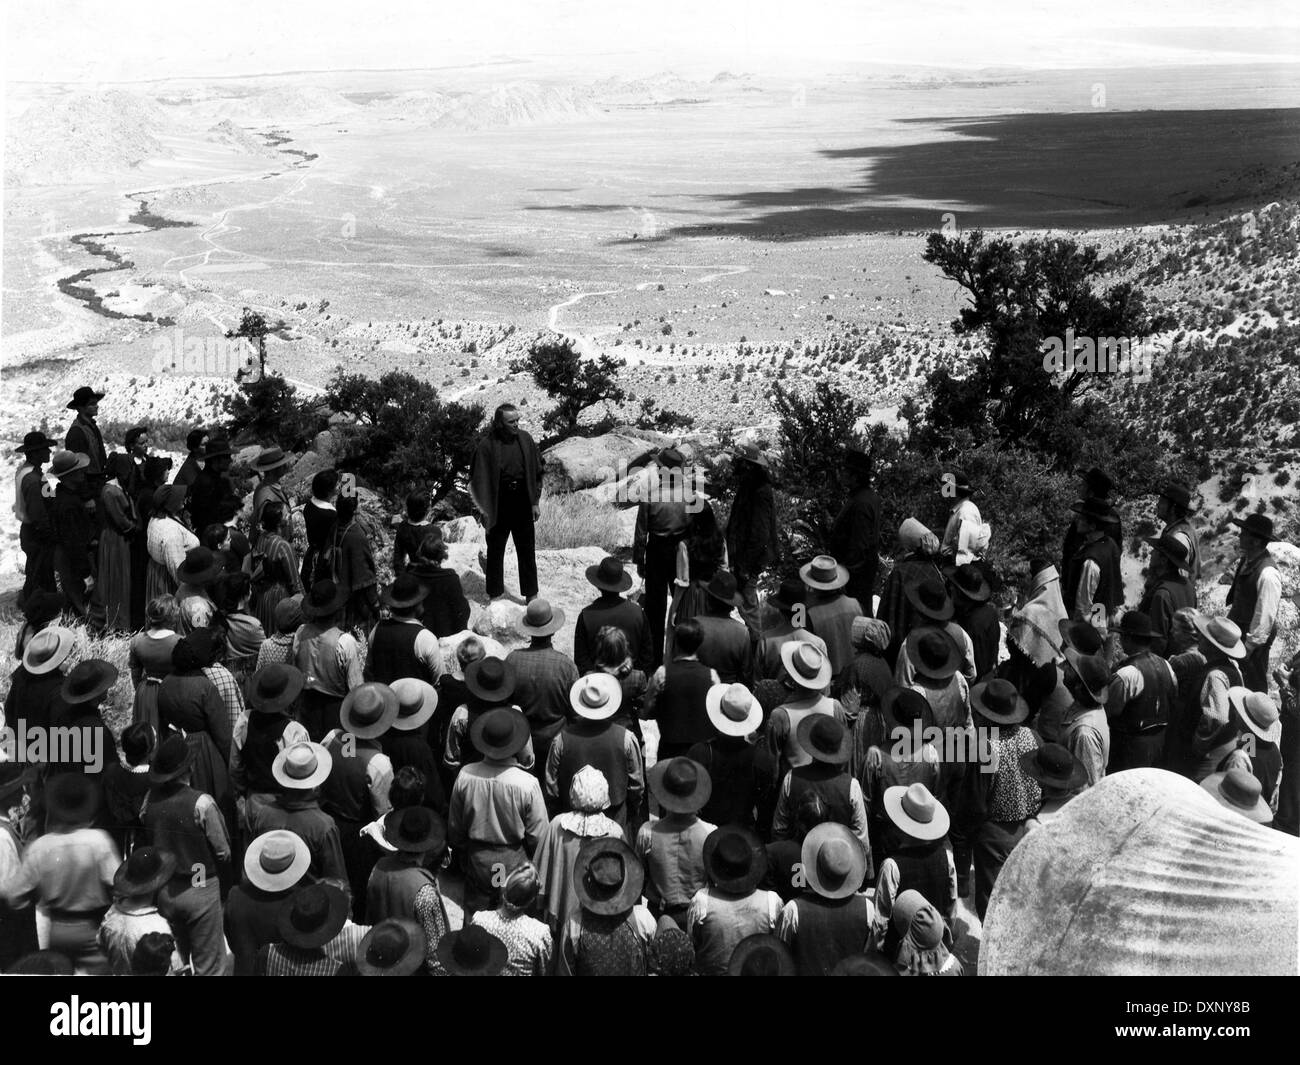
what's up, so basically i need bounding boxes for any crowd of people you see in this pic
[0,392,1296,977]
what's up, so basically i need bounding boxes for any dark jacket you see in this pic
[574,594,652,675]
[830,487,881,607]
[407,564,472,637]
[726,479,779,580]
[469,428,542,530]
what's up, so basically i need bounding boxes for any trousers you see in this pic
[19,525,56,608]
[158,878,231,976]
[485,485,538,599]
[643,534,682,669]
[973,818,1027,922]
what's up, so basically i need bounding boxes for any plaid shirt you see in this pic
[257,942,347,976]
[203,664,246,735]
[506,645,579,742]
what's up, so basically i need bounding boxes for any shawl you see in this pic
[1008,566,1068,668]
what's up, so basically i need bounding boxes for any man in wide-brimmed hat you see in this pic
[1221,686,1284,807]
[2,773,119,974]
[140,734,233,976]
[939,469,984,567]
[1063,497,1122,632]
[643,617,722,760]
[365,573,442,686]
[469,402,543,604]
[448,706,547,915]
[894,578,976,688]
[726,441,780,619]
[230,663,311,830]
[1061,465,1121,589]
[1138,534,1197,655]
[903,627,970,732]
[800,554,863,688]
[1176,615,1250,782]
[358,917,430,976]
[633,446,692,669]
[1059,648,1111,788]
[858,688,943,870]
[555,836,657,975]
[574,555,652,674]
[686,682,775,832]
[247,741,347,885]
[47,449,95,616]
[295,579,365,741]
[224,829,311,975]
[545,674,643,833]
[507,598,578,780]
[874,782,957,957]
[694,570,754,684]
[685,825,781,975]
[250,445,295,539]
[1226,511,1281,693]
[775,822,873,976]
[830,447,882,613]
[186,433,238,539]
[258,882,353,975]
[5,624,76,735]
[636,758,717,928]
[878,518,943,665]
[1201,765,1273,825]
[1156,480,1201,581]
[63,386,107,497]
[444,657,536,773]
[380,678,446,813]
[1106,610,1177,772]
[320,682,397,919]
[98,847,181,976]
[772,715,870,873]
[754,578,828,682]
[945,563,999,680]
[49,658,117,775]
[366,804,448,923]
[766,641,848,780]
[13,430,60,608]
[1021,743,1090,829]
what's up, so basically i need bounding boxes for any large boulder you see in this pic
[542,431,663,494]
[443,516,485,544]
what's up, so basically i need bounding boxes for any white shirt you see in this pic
[942,498,982,565]
[1243,559,1282,649]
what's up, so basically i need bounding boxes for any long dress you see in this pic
[129,628,181,730]
[250,530,302,634]
[252,481,294,541]
[146,516,198,603]
[666,533,727,660]
[157,670,233,819]
[95,483,139,633]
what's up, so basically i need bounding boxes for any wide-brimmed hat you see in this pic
[113,847,177,897]
[199,435,233,460]
[800,823,867,900]
[795,714,852,766]
[883,783,951,842]
[1019,743,1088,793]
[1144,534,1191,571]
[271,741,333,790]
[905,577,954,621]
[251,446,293,474]
[769,578,807,613]
[1071,497,1116,524]
[244,830,311,892]
[573,837,645,916]
[248,664,305,713]
[944,564,990,603]
[1118,611,1157,643]
[881,687,936,735]
[585,556,633,593]
[60,659,119,705]
[1201,768,1272,823]
[569,673,622,721]
[830,953,901,976]
[648,757,712,814]
[1228,686,1282,744]
[382,805,447,855]
[390,678,439,731]
[339,682,399,739]
[970,678,1029,726]
[66,386,105,409]
[702,826,767,895]
[49,450,90,479]
[1063,648,1111,705]
[1191,615,1247,660]
[728,933,796,976]
[22,626,76,675]
[1058,618,1103,655]
[705,682,762,737]
[518,598,565,637]
[277,883,349,949]
[147,734,194,784]
[781,641,833,690]
[14,430,59,454]
[1078,466,1114,497]
[301,579,348,619]
[469,707,531,761]
[176,546,224,586]
[1159,481,1193,511]
[436,925,509,977]
[799,554,849,592]
[905,627,961,680]
[731,442,771,470]
[45,774,101,825]
[381,573,428,610]
[1229,513,1274,541]
[464,657,517,703]
[704,570,744,608]
[358,919,427,976]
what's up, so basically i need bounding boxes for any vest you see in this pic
[366,619,428,685]
[296,625,348,696]
[142,784,220,882]
[693,740,761,828]
[320,737,384,822]
[1226,550,1278,637]
[656,659,715,746]
[243,713,292,793]
[1163,518,1202,581]
[557,721,630,810]
[1067,535,1121,614]
[1115,651,1175,734]
[787,764,854,830]
[790,895,872,976]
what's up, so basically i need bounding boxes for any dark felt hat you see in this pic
[704,570,744,609]
[1118,611,1157,642]
[585,556,633,593]
[469,707,531,761]
[113,847,176,897]
[728,933,796,976]
[905,577,954,621]
[702,826,768,895]
[905,627,961,680]
[277,883,349,949]
[176,546,224,586]
[66,386,105,409]
[60,659,119,706]
[1019,743,1088,793]
[970,678,1029,726]
[247,664,305,713]
[1058,618,1103,655]
[795,713,853,766]
[464,657,517,703]
[1063,648,1111,705]
[382,806,447,855]
[359,919,427,976]
[148,734,194,784]
[572,837,645,916]
[1144,534,1190,571]
[435,925,509,977]
[1230,513,1274,541]
[381,573,428,610]
[648,757,712,814]
[14,430,59,454]
[45,773,101,825]
[944,563,991,603]
[301,579,348,619]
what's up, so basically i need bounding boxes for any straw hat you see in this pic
[780,641,833,691]
[243,831,311,892]
[271,742,333,790]
[390,678,439,732]
[569,673,622,721]
[800,823,867,900]
[799,555,849,592]
[883,783,951,842]
[705,683,762,737]
[339,683,399,739]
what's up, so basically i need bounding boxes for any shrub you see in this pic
[511,339,627,447]
[222,374,328,452]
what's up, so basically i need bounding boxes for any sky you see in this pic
[5,0,1300,83]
